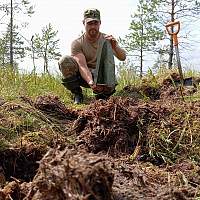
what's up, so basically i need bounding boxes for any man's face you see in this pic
[84,20,101,38]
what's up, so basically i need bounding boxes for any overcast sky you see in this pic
[1,0,200,73]
[26,0,136,53]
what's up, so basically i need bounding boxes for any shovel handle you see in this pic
[165,21,180,35]
[165,21,180,46]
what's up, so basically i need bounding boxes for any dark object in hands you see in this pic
[93,84,114,94]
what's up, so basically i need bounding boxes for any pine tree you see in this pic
[121,0,163,77]
[0,0,34,68]
[0,23,26,66]
[32,23,61,73]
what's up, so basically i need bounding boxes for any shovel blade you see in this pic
[174,77,194,86]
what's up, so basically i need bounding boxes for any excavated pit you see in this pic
[0,147,44,200]
[0,147,44,182]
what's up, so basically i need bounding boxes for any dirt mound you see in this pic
[70,97,171,161]
[0,95,78,150]
[68,97,200,166]
[122,85,160,100]
[22,147,114,200]
[120,73,198,101]
[74,97,139,156]
[34,94,78,120]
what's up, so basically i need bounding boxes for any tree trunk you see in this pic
[43,39,49,73]
[168,0,175,69]
[31,36,36,74]
[140,47,143,78]
[44,58,47,73]
[44,55,48,74]
[140,9,144,78]
[10,0,14,69]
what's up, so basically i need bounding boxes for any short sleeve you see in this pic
[71,40,82,56]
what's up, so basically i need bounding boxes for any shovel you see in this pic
[166,21,184,86]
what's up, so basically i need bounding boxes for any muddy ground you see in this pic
[0,77,200,200]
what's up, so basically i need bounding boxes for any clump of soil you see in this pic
[161,73,198,98]
[22,147,114,200]
[112,158,199,200]
[162,72,181,86]
[75,97,139,156]
[140,85,161,100]
[34,94,78,120]
[122,85,160,100]
[0,181,20,200]
[121,73,198,101]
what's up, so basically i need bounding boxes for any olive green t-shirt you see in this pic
[71,32,106,69]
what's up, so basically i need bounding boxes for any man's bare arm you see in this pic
[113,44,126,61]
[73,53,105,93]
[73,53,93,84]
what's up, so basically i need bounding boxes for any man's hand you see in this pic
[90,84,104,94]
[88,81,107,94]
[105,35,118,50]
[90,83,114,94]
[105,34,126,61]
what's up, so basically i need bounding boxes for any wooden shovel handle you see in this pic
[165,21,180,46]
[165,21,180,35]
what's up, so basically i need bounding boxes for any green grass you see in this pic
[0,66,99,109]
[147,102,200,163]
[0,66,72,104]
[1,65,200,104]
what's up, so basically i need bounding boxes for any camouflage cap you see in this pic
[83,8,101,23]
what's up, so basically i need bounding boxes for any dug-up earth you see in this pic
[0,76,200,200]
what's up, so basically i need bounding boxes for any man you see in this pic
[58,8,126,104]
